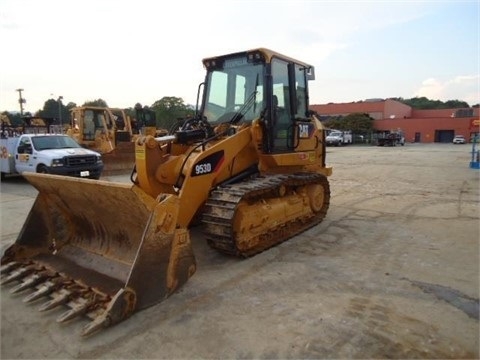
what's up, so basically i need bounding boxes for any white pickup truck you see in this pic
[325,130,352,146]
[0,132,104,180]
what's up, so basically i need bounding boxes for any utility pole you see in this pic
[16,88,26,115]
[58,96,63,130]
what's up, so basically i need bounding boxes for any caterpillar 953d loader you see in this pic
[0,48,332,337]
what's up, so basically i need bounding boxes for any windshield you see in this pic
[203,56,264,124]
[31,135,82,151]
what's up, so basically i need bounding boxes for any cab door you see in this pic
[15,136,35,173]
[269,58,319,154]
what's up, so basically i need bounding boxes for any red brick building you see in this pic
[311,99,480,143]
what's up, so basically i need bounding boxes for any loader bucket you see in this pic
[101,142,136,176]
[0,173,196,337]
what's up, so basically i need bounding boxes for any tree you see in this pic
[444,99,470,108]
[37,99,70,125]
[150,97,195,130]
[324,112,374,134]
[82,99,108,107]
[391,97,470,109]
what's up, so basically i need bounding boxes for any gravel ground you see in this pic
[1,142,478,359]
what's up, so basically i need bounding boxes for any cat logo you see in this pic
[298,123,313,139]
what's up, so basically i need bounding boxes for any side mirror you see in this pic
[306,66,315,81]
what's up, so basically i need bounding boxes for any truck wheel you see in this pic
[1,172,5,181]
[37,165,48,174]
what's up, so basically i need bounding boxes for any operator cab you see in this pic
[201,48,315,154]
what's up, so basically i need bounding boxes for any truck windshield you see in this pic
[32,136,82,151]
[203,55,264,125]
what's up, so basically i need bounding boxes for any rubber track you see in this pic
[202,172,330,257]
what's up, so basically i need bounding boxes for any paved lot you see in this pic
[1,143,479,359]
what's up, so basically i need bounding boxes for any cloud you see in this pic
[414,75,480,104]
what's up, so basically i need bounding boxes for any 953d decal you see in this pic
[191,150,225,177]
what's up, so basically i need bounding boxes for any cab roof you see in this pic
[202,48,314,69]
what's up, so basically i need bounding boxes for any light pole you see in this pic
[58,96,63,130]
[16,88,26,116]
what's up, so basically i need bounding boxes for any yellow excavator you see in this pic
[67,106,165,175]
[0,48,332,337]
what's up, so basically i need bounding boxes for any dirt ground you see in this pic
[1,143,479,359]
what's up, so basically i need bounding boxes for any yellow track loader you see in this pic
[1,48,332,337]
[67,106,166,175]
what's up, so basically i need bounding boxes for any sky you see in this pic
[0,0,479,114]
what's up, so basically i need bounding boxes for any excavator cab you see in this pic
[1,48,331,336]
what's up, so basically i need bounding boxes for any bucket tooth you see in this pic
[57,298,91,323]
[1,261,20,275]
[80,288,136,337]
[39,289,72,311]
[23,280,58,303]
[10,272,48,294]
[81,313,111,337]
[1,266,34,285]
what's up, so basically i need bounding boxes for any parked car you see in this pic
[453,135,466,144]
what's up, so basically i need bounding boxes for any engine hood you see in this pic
[39,148,100,157]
